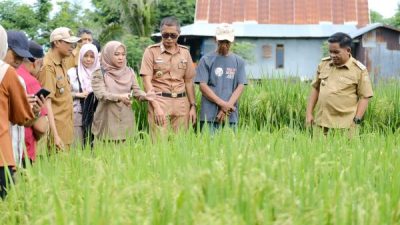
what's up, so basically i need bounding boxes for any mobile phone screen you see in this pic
[35,88,51,98]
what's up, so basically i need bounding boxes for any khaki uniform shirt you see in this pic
[140,43,195,94]
[64,47,80,70]
[311,57,373,128]
[38,49,74,145]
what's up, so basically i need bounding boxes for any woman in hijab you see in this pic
[0,24,35,198]
[67,43,99,146]
[91,41,155,143]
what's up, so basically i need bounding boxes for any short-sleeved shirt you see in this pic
[17,64,48,161]
[311,57,373,128]
[0,64,34,167]
[195,52,247,123]
[38,49,74,145]
[139,43,195,94]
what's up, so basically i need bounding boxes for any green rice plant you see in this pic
[1,127,400,225]
[132,76,400,133]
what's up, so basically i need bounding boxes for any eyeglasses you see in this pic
[161,33,179,39]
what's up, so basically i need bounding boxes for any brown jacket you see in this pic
[0,66,34,167]
[91,69,145,141]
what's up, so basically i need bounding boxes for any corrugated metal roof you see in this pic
[171,23,360,38]
[350,23,400,38]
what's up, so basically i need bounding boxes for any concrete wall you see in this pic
[201,37,326,79]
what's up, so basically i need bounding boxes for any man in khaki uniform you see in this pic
[140,17,196,137]
[306,32,373,133]
[64,28,93,70]
[38,27,80,150]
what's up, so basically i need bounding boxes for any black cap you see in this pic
[28,40,44,62]
[7,30,33,59]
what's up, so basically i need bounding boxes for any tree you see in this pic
[389,4,400,27]
[231,41,256,64]
[123,34,154,71]
[370,10,385,23]
[154,0,196,31]
[0,0,40,39]
[34,0,52,23]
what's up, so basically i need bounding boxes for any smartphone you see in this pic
[35,88,51,98]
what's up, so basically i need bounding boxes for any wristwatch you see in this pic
[190,103,197,109]
[353,117,362,125]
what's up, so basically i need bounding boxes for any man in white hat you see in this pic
[38,27,80,150]
[195,23,247,133]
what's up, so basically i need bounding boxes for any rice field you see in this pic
[1,78,399,225]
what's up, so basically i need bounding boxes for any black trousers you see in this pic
[0,166,14,199]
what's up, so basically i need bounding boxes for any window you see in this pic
[262,44,272,58]
[276,44,284,69]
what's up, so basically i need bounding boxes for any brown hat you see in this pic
[50,27,80,43]
[215,23,235,42]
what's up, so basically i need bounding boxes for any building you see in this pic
[157,0,400,79]
[351,24,400,81]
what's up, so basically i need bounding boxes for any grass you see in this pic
[1,127,400,225]
[1,78,400,225]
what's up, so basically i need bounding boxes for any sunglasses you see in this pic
[161,33,179,39]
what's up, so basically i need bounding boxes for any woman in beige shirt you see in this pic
[91,41,155,142]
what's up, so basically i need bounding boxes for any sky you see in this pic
[369,0,399,18]
[19,0,400,19]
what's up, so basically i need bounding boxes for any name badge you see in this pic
[155,58,164,63]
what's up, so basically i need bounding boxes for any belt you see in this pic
[157,92,186,98]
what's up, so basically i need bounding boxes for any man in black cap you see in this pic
[4,30,33,69]
[17,40,49,166]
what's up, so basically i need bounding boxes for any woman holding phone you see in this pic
[91,41,156,143]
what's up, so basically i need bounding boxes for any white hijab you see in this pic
[77,43,100,92]
[0,24,8,62]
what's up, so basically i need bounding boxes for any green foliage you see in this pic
[46,2,85,37]
[97,24,126,45]
[130,77,400,133]
[34,0,52,23]
[0,0,40,39]
[123,34,154,71]
[389,4,400,27]
[154,0,196,31]
[0,0,88,45]
[370,10,385,23]
[97,0,159,37]
[321,41,329,57]
[231,41,256,64]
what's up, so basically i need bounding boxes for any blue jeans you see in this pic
[200,121,237,134]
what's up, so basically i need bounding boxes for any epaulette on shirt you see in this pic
[178,44,189,49]
[353,60,367,71]
[148,43,161,48]
[321,56,331,61]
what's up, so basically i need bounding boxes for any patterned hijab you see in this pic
[101,41,134,93]
[78,43,100,92]
[0,24,8,61]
